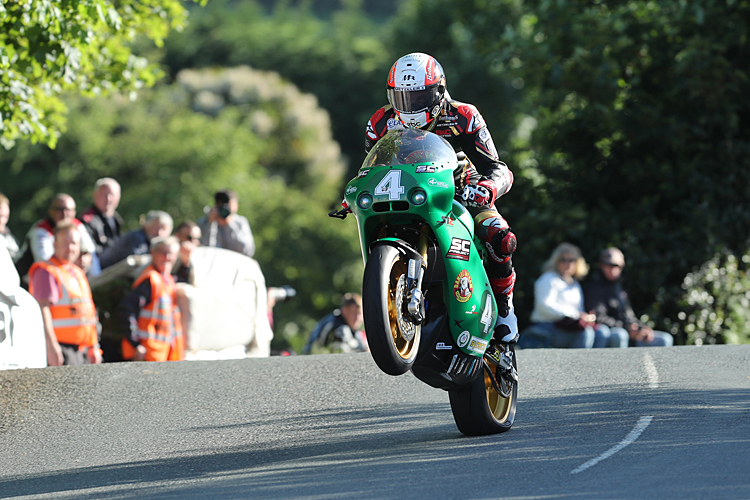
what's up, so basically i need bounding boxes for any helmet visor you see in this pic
[388,85,442,114]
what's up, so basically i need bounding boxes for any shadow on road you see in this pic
[2,385,749,499]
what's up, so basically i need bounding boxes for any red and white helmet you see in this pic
[386,53,446,131]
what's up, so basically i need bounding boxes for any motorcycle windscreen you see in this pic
[362,129,456,168]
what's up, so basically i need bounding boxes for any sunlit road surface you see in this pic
[1,345,749,499]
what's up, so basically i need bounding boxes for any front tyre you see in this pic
[448,346,518,436]
[363,244,421,375]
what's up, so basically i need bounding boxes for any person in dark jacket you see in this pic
[79,178,124,255]
[584,247,673,347]
[98,210,173,269]
[303,293,367,354]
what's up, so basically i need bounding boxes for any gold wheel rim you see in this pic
[485,366,513,422]
[386,259,419,360]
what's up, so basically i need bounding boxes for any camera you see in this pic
[268,286,297,303]
[217,203,231,219]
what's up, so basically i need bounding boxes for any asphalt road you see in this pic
[1,345,749,500]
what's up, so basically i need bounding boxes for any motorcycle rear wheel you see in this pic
[363,244,421,375]
[448,345,517,436]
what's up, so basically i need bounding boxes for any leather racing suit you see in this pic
[364,93,519,341]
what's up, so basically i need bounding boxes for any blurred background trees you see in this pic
[2,0,748,349]
[0,0,204,149]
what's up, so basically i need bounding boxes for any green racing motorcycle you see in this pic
[330,128,518,436]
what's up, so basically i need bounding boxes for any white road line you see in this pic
[643,352,659,389]
[571,416,654,474]
[570,354,659,474]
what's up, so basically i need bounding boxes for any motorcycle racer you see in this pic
[364,52,518,345]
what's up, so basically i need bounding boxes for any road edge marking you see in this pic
[643,352,659,389]
[571,415,653,474]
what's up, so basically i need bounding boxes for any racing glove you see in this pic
[461,178,497,207]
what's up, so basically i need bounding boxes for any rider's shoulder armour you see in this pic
[434,99,487,138]
[365,105,400,153]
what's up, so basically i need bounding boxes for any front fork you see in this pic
[484,344,518,398]
[405,228,429,324]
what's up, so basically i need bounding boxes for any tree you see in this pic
[0,0,203,149]
[480,0,750,341]
[160,0,392,178]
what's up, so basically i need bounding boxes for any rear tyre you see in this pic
[448,345,518,436]
[363,244,421,375]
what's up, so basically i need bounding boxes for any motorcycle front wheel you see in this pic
[448,345,518,436]
[362,244,421,375]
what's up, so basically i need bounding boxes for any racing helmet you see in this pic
[386,53,446,131]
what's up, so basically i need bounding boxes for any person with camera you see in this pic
[198,189,255,258]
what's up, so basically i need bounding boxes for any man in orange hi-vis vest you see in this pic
[29,221,100,366]
[119,236,184,362]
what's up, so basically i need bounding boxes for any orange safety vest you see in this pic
[29,256,97,348]
[129,265,184,360]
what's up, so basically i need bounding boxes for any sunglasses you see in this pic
[559,258,577,264]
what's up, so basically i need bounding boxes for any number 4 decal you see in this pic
[480,292,494,334]
[374,170,405,200]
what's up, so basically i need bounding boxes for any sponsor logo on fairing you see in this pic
[435,342,452,350]
[415,165,436,173]
[357,169,370,178]
[428,178,449,188]
[439,215,454,226]
[457,331,470,347]
[468,336,489,356]
[345,185,357,195]
[453,270,473,302]
[446,237,471,261]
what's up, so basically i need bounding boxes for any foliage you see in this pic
[0,0,203,149]
[159,0,392,178]
[396,0,750,341]
[0,67,363,352]
[668,250,750,345]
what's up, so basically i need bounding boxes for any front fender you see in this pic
[368,238,422,262]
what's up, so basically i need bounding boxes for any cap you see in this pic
[600,247,625,267]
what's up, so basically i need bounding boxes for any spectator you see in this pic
[15,194,97,279]
[28,221,101,366]
[198,189,255,257]
[518,243,597,349]
[172,220,201,284]
[99,210,173,269]
[0,193,19,260]
[584,247,674,347]
[303,293,368,354]
[118,236,184,362]
[79,177,123,255]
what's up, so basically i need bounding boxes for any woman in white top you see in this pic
[519,242,596,348]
